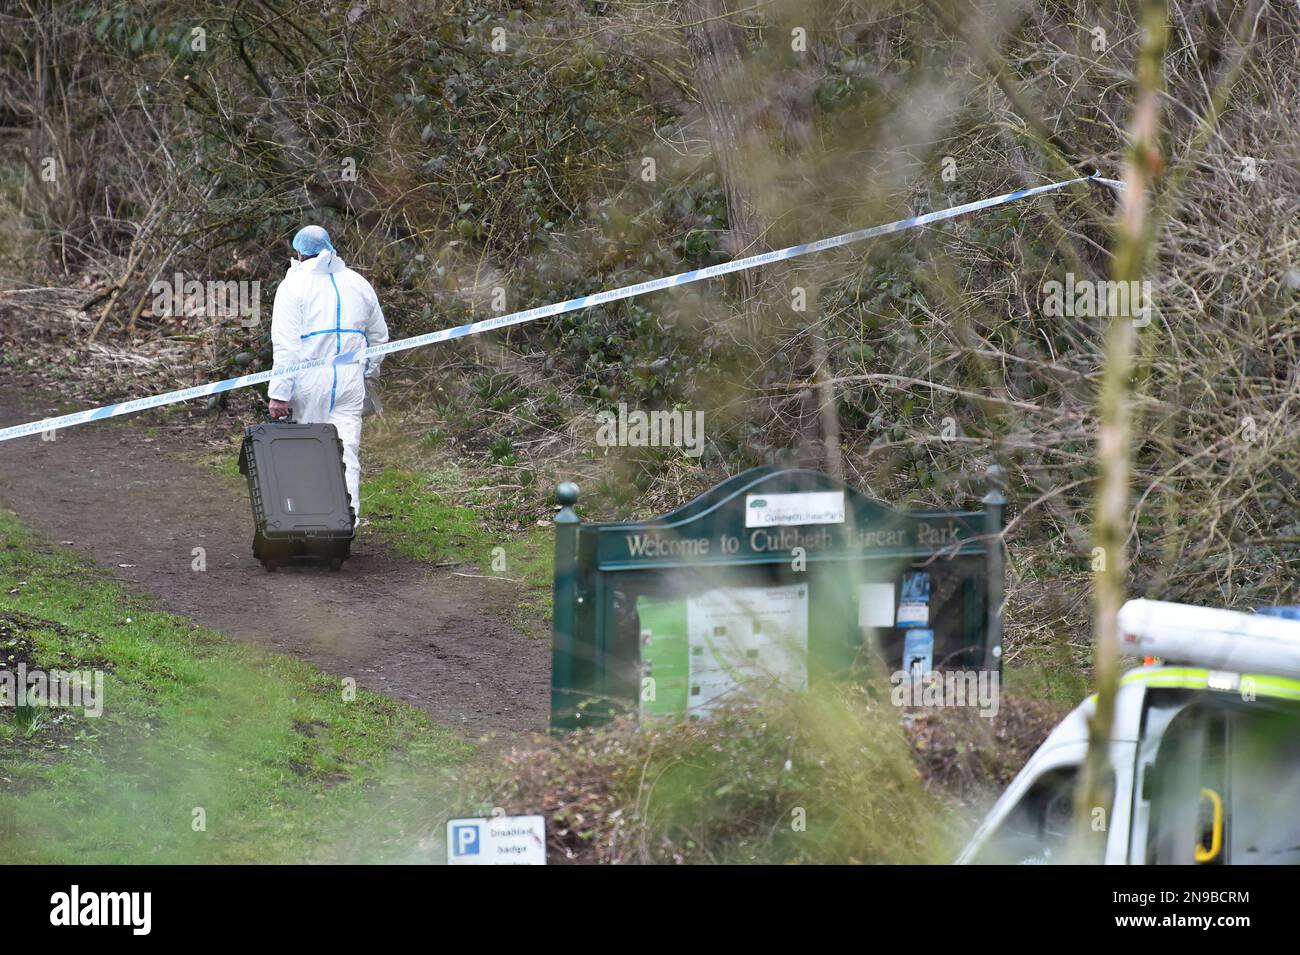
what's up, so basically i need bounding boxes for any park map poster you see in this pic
[637,584,809,718]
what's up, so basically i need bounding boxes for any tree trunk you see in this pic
[678,0,765,303]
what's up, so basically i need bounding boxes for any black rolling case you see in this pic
[238,418,355,571]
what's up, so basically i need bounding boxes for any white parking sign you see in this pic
[447,815,547,865]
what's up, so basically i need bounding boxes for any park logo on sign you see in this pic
[447,814,547,865]
[744,491,845,528]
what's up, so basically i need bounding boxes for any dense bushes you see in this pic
[3,1,1299,668]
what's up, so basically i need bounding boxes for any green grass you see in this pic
[363,467,490,563]
[212,450,243,484]
[1003,660,1092,707]
[0,509,476,863]
[363,466,553,617]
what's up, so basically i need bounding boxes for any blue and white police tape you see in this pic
[0,171,1116,444]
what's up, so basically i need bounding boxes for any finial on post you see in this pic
[556,482,580,523]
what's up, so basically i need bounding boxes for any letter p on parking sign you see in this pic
[451,823,481,857]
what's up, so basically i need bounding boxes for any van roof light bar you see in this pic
[1117,599,1300,681]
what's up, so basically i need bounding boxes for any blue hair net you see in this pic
[291,225,335,257]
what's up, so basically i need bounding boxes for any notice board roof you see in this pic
[574,466,994,572]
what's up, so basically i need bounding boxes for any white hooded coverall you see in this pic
[268,250,388,522]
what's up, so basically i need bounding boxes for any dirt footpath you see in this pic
[0,381,551,739]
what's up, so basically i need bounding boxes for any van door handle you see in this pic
[1195,787,1224,863]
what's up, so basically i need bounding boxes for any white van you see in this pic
[957,600,1300,864]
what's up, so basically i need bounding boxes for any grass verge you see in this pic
[362,466,553,619]
[0,509,474,863]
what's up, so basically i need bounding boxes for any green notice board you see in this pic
[549,466,1006,731]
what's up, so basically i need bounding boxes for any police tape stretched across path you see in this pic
[0,171,1122,445]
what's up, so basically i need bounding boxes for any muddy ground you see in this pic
[0,379,551,740]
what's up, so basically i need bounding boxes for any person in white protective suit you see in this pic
[267,225,389,524]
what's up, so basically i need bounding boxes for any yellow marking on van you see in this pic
[1114,666,1300,700]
